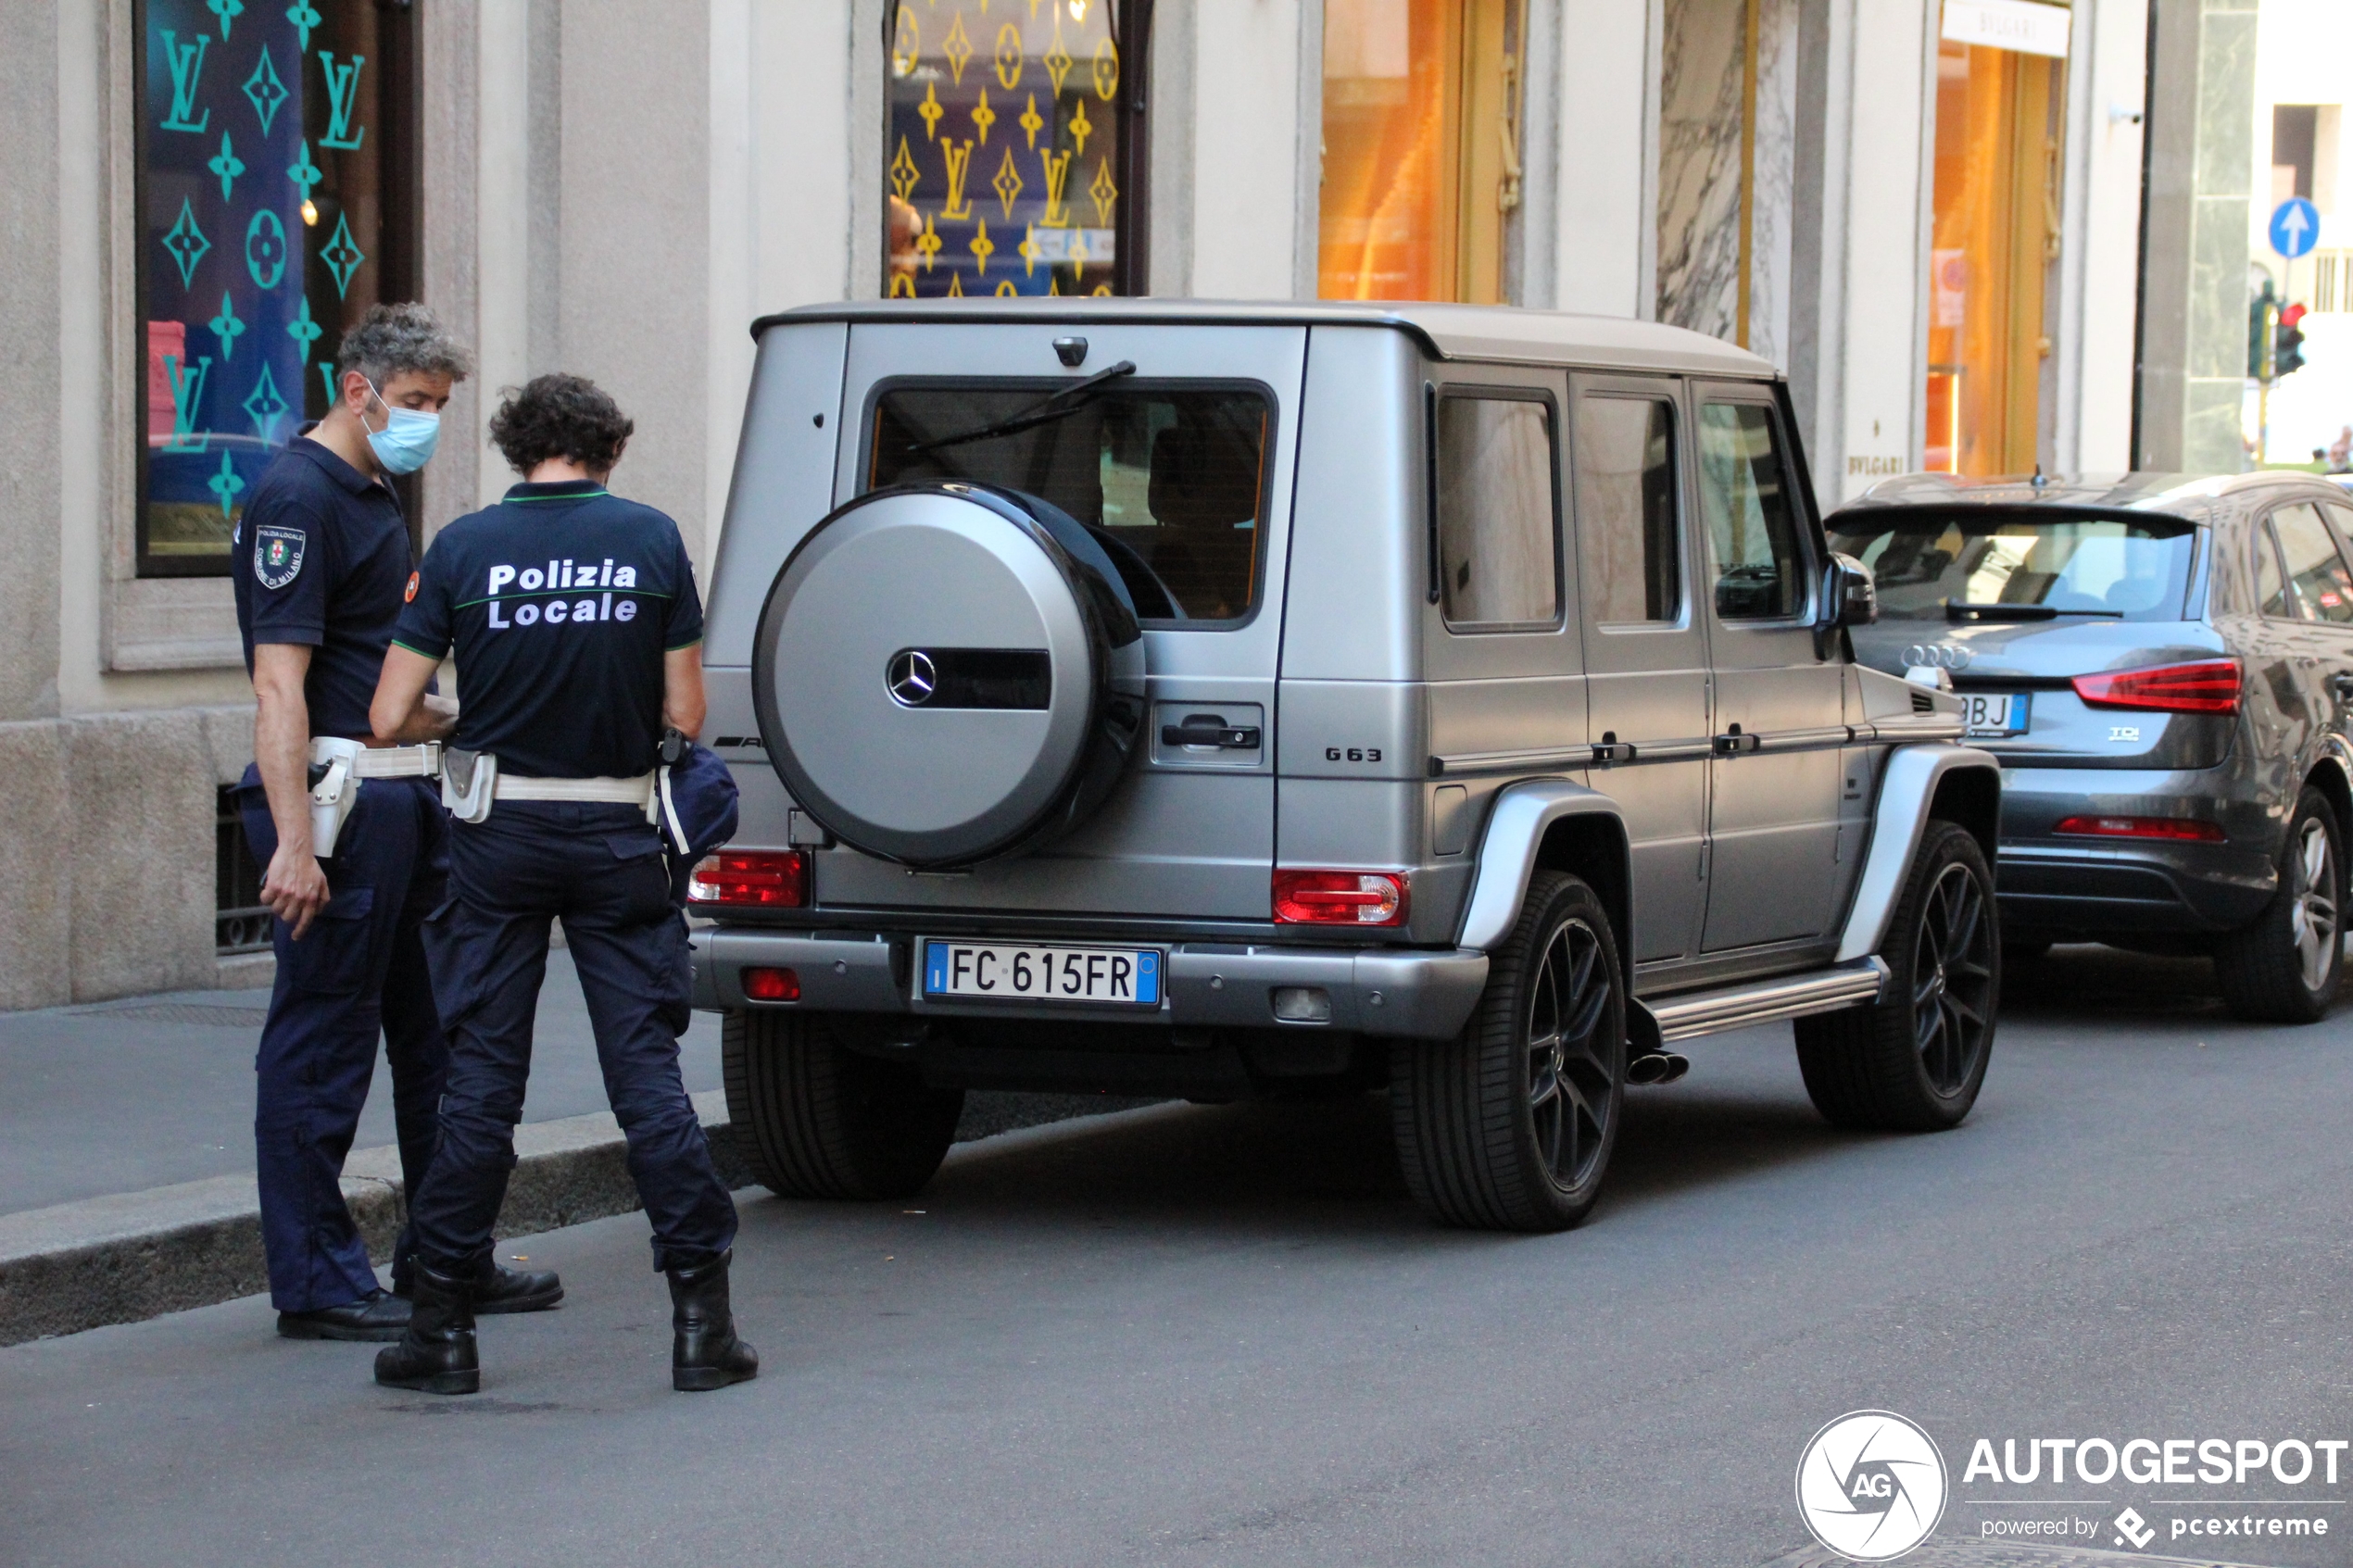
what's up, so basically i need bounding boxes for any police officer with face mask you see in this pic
[369,373,752,1396]
[234,304,562,1342]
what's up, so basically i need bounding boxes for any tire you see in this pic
[1795,821,1998,1132]
[2213,787,2344,1024]
[721,1010,964,1199]
[1390,871,1627,1232]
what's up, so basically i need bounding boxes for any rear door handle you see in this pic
[1162,717,1261,749]
[1712,726,1762,755]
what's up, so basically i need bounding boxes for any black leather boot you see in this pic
[373,1261,480,1396]
[667,1250,758,1393]
[397,1255,564,1315]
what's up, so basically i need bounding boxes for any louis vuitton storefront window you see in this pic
[136,0,418,575]
[885,0,1151,298]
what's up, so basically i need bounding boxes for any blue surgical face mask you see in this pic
[364,379,442,475]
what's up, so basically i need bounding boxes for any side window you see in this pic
[1696,401,1807,621]
[2272,504,2353,626]
[2257,522,2292,619]
[1575,395,1680,623]
[1435,394,1560,631]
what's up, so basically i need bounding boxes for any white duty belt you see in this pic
[307,737,442,858]
[446,757,687,851]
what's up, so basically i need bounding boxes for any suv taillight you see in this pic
[1273,870,1408,926]
[2054,815,2226,843]
[688,850,808,909]
[2071,659,2240,715]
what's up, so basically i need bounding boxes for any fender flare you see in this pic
[1455,780,1632,953]
[1835,744,2003,961]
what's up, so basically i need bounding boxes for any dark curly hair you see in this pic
[488,373,635,475]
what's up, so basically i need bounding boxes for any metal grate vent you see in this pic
[215,784,271,954]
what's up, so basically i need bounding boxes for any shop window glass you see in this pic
[885,1,1148,298]
[137,0,417,575]
[1923,38,2064,476]
[1317,0,1521,304]
[1435,395,1558,629]
[1576,395,1680,624]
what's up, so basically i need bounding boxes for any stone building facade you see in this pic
[2,0,2201,1008]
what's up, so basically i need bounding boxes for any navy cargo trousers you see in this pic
[406,801,736,1273]
[238,768,450,1313]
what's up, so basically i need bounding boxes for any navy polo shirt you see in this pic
[233,435,412,741]
[393,480,704,779]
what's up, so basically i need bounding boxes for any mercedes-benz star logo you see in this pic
[887,648,937,708]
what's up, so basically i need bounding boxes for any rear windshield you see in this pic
[1826,511,2197,622]
[868,383,1272,624]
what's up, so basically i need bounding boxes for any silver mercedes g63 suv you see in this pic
[688,300,2004,1233]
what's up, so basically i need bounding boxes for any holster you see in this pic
[307,737,363,858]
[442,747,497,824]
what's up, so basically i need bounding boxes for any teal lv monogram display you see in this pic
[140,0,394,561]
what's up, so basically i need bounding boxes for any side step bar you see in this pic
[1636,958,1890,1045]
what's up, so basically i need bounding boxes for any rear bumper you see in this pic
[1994,764,2279,935]
[689,927,1491,1039]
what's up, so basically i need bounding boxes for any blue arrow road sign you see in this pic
[2271,197,2320,259]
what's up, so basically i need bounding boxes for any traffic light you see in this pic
[2251,282,2278,379]
[2276,302,2309,378]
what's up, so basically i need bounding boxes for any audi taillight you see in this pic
[1273,870,1408,926]
[688,850,809,909]
[2054,815,2226,843]
[2070,659,2240,715]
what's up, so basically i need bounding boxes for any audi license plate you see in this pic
[1960,692,2030,737]
[923,940,1163,1007]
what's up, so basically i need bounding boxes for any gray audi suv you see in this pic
[1831,471,2353,1022]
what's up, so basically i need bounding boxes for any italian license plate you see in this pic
[922,940,1163,1007]
[1961,692,2030,737]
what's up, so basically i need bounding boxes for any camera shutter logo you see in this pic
[887,649,938,708]
[1794,1410,1948,1562]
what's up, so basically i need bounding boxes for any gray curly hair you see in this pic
[333,302,472,390]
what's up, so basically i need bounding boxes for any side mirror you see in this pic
[1823,552,1878,628]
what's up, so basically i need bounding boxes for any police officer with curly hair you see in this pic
[369,373,754,1396]
[234,303,562,1343]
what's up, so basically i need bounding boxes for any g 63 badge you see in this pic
[255,526,307,590]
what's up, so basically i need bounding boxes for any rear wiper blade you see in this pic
[907,360,1138,455]
[1944,602,2123,621]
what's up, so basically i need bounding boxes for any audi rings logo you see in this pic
[1795,1410,1949,1562]
[887,648,938,708]
[1902,644,1972,671]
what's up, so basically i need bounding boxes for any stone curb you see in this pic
[0,1091,747,1348]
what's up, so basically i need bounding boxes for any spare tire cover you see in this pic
[751,483,1144,870]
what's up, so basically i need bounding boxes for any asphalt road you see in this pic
[7,945,2353,1568]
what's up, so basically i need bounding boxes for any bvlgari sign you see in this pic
[1941,0,2072,60]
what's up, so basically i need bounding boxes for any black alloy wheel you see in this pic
[1391,870,1628,1232]
[1524,913,1617,1191]
[2214,785,2345,1024]
[1911,859,1996,1095]
[1796,821,1998,1131]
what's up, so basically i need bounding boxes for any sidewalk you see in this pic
[0,954,1152,1344]
[0,948,722,1218]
